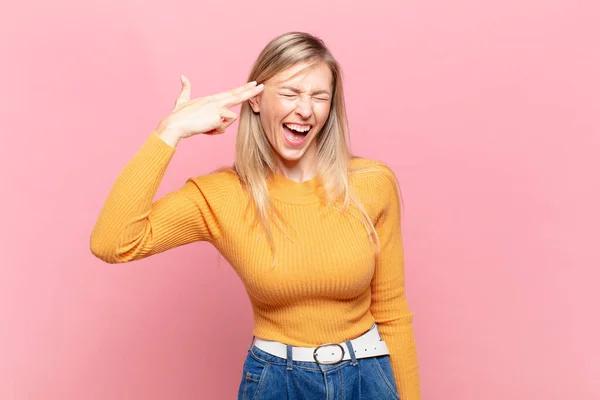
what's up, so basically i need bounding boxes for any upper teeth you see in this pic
[284,123,311,133]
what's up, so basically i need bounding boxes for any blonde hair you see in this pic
[232,32,391,264]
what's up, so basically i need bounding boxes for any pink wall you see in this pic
[1,0,598,399]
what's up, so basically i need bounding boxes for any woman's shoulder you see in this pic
[185,166,243,196]
[349,156,399,188]
[348,157,402,216]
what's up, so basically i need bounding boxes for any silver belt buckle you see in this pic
[313,343,345,364]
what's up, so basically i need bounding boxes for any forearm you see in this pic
[155,123,183,148]
[379,316,420,399]
[90,132,176,263]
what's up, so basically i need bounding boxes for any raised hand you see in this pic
[156,74,264,146]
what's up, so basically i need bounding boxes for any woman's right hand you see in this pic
[155,74,264,146]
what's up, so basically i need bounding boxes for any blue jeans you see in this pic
[238,336,401,400]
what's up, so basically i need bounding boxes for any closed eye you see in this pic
[280,93,330,101]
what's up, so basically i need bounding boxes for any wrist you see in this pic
[155,123,182,148]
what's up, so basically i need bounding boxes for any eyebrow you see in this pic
[279,86,332,96]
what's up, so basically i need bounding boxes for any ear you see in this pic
[248,93,261,113]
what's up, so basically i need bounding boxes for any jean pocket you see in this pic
[239,352,271,400]
[372,355,401,400]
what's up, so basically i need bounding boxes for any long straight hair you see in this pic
[233,32,388,264]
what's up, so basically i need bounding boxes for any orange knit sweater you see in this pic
[90,132,420,399]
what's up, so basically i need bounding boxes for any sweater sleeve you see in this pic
[370,166,421,400]
[90,132,227,264]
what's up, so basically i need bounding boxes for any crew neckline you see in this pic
[267,171,323,204]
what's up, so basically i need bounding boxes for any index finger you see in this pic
[220,83,264,108]
[205,81,259,103]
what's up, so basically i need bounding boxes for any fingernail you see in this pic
[249,81,257,86]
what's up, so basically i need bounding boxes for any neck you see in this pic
[275,145,318,183]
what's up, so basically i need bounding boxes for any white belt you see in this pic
[252,324,389,364]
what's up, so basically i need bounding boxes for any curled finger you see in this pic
[219,109,238,128]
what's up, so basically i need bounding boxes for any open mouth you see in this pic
[283,123,312,146]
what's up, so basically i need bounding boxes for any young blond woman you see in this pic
[91,32,420,400]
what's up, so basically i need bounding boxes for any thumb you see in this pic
[174,74,191,109]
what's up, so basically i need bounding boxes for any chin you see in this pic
[275,147,307,162]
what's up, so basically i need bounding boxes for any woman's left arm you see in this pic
[370,166,421,400]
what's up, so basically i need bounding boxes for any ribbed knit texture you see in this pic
[90,132,420,399]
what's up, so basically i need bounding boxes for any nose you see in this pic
[295,96,313,119]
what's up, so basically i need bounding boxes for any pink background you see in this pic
[1,0,598,399]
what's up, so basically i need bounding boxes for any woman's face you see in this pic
[249,61,333,168]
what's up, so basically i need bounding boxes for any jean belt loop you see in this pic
[248,335,256,351]
[286,344,293,371]
[345,340,359,366]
